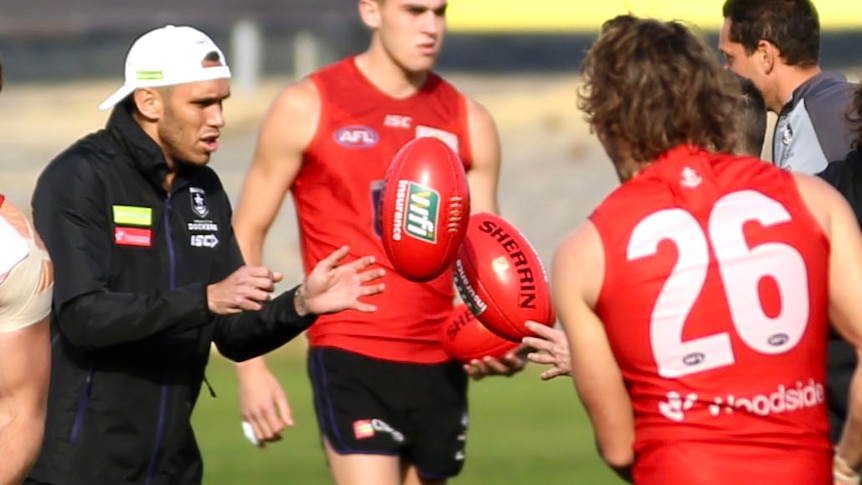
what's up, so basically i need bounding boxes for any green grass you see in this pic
[193,340,625,484]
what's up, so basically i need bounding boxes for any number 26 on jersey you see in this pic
[627,190,810,379]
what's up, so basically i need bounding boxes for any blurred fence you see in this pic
[1,1,861,85]
[0,0,363,86]
[0,0,350,36]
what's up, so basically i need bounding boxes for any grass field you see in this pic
[192,339,625,484]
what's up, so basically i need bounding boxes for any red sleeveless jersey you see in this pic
[591,146,831,483]
[296,57,472,363]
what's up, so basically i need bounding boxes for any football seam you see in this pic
[459,247,524,342]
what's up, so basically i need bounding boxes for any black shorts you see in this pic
[308,347,469,480]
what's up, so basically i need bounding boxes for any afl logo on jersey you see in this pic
[335,126,379,149]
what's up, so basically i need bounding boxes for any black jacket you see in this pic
[28,105,316,484]
[819,150,862,227]
[817,149,862,442]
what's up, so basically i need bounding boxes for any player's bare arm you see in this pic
[0,320,50,485]
[460,96,528,379]
[795,174,862,479]
[234,78,321,265]
[232,78,321,446]
[0,201,52,484]
[464,97,501,214]
[553,221,634,482]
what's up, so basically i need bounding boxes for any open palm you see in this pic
[303,245,385,315]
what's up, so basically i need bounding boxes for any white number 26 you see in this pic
[626,190,810,378]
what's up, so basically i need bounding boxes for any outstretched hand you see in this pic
[463,345,528,381]
[522,321,571,380]
[300,246,385,315]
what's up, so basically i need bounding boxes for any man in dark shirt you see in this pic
[26,25,385,485]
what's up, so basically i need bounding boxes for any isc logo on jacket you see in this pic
[190,234,219,248]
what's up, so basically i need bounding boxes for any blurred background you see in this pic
[1,1,861,483]
[4,0,862,82]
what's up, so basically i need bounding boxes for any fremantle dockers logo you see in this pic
[189,187,209,218]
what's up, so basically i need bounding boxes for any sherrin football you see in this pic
[441,303,520,363]
[453,212,556,342]
[379,137,470,282]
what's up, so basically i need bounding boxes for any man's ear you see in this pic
[133,88,163,121]
[358,0,382,30]
[757,39,778,75]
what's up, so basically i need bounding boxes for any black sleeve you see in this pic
[212,285,317,362]
[818,154,862,228]
[807,82,856,163]
[210,198,316,361]
[31,152,212,350]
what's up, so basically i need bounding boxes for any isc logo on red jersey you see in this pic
[384,115,413,129]
[334,126,379,149]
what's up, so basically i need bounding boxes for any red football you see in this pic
[441,303,520,363]
[453,212,556,342]
[379,137,470,282]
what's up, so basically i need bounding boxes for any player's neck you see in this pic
[772,64,822,113]
[354,49,429,99]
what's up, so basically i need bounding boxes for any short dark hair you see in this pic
[722,0,820,67]
[202,51,222,64]
[578,15,740,164]
[850,84,862,150]
[735,75,768,156]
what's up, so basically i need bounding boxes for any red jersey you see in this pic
[296,57,472,363]
[591,146,831,483]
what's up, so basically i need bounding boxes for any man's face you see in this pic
[377,0,448,73]
[718,18,772,105]
[157,74,230,167]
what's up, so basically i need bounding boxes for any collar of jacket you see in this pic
[105,104,203,193]
[780,71,849,117]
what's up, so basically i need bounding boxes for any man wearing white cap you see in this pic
[25,25,386,485]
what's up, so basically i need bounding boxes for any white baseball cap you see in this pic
[99,25,232,111]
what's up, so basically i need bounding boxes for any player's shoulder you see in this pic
[56,129,116,165]
[438,78,496,135]
[268,77,321,118]
[552,220,604,303]
[36,131,112,190]
[712,152,784,184]
[787,170,850,235]
[463,96,494,124]
[588,173,686,239]
[0,198,36,257]
[792,170,846,208]
[804,71,855,99]
[423,70,469,103]
[0,198,32,232]
[594,175,662,212]
[554,221,601,268]
[798,72,856,116]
